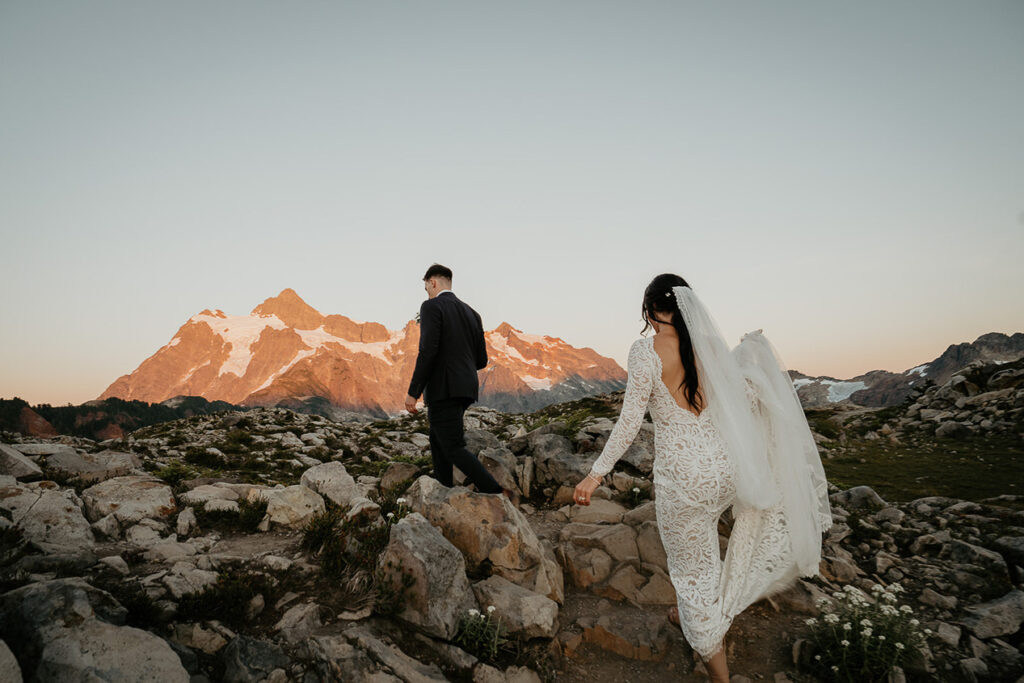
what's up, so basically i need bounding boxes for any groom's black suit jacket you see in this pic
[407,291,488,406]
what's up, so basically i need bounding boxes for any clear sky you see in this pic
[2,1,1022,406]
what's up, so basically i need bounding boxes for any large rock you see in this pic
[220,636,290,683]
[300,462,358,508]
[381,461,421,492]
[8,443,77,457]
[249,484,325,529]
[274,603,324,644]
[81,476,177,524]
[0,443,42,480]
[179,483,241,506]
[36,620,189,682]
[0,481,94,552]
[0,639,21,682]
[529,434,585,485]
[404,476,564,603]
[47,449,141,483]
[378,512,478,639]
[342,624,448,682]
[959,590,1024,639]
[300,634,380,682]
[471,575,559,639]
[0,578,187,682]
[829,485,886,511]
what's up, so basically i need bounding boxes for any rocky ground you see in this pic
[1,380,1023,682]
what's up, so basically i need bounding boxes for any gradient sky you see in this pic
[2,1,1022,406]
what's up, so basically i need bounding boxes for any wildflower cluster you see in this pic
[384,497,410,527]
[804,582,930,682]
[454,604,511,663]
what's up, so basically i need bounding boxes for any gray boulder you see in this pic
[471,574,559,639]
[0,444,42,480]
[378,512,478,639]
[0,481,94,553]
[0,578,187,682]
[81,476,177,524]
[959,589,1024,639]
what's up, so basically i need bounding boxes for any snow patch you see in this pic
[790,377,867,402]
[487,332,540,365]
[908,364,929,376]
[823,379,867,403]
[512,329,556,347]
[188,311,289,379]
[521,375,553,391]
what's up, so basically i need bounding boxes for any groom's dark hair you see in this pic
[423,263,453,281]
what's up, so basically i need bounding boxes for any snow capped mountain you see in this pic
[98,289,627,416]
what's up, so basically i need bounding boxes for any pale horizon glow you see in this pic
[2,1,1022,406]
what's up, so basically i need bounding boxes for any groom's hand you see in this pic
[405,394,420,414]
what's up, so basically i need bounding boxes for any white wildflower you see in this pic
[386,512,395,518]
[487,605,496,613]
[469,608,480,616]
[909,619,919,626]
[899,605,913,613]
[878,635,886,641]
[841,639,850,647]
[860,619,872,627]
[396,497,407,504]
[861,628,872,637]
[843,623,852,631]
[632,487,640,492]
[805,618,818,626]
[896,643,905,650]
[824,613,840,624]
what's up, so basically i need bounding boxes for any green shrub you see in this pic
[184,446,225,469]
[302,503,346,553]
[155,461,193,488]
[192,497,267,534]
[176,563,279,629]
[218,428,255,455]
[91,575,162,628]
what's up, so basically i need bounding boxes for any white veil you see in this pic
[672,285,780,511]
[672,285,832,576]
[732,327,834,575]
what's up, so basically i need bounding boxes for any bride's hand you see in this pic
[573,474,601,505]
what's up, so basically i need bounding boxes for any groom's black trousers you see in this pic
[426,397,503,493]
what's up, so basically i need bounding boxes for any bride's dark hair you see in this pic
[641,274,704,413]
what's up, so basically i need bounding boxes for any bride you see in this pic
[573,273,832,682]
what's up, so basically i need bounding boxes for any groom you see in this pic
[405,263,519,505]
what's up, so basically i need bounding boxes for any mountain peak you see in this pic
[251,289,324,330]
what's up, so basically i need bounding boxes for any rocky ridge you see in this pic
[1,393,1024,681]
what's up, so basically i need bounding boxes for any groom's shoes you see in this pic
[501,487,521,507]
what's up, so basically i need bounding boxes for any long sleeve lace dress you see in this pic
[587,336,797,661]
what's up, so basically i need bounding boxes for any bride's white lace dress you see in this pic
[588,336,799,660]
